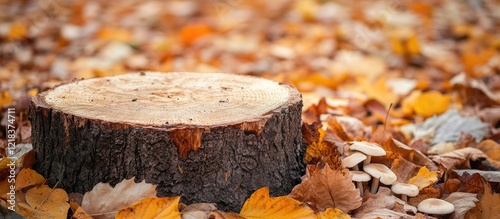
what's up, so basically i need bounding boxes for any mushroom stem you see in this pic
[401,194,408,202]
[363,155,372,166]
[357,181,364,197]
[353,165,359,171]
[370,177,380,194]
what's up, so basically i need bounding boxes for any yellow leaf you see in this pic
[115,197,181,219]
[293,0,319,21]
[240,187,316,219]
[401,90,421,115]
[408,166,438,190]
[7,21,27,40]
[317,208,351,219]
[412,91,450,117]
[16,185,70,219]
[16,168,45,191]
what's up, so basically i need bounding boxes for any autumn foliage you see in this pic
[1,0,500,218]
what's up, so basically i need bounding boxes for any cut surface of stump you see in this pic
[30,72,305,211]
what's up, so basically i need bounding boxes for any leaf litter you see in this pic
[1,0,500,218]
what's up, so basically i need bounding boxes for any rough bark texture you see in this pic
[29,72,305,211]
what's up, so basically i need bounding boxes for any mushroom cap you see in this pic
[350,170,371,182]
[341,152,367,168]
[417,198,455,215]
[391,182,419,197]
[363,163,397,185]
[350,141,386,156]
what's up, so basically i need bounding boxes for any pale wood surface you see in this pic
[43,72,292,126]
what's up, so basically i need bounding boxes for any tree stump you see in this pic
[29,72,305,211]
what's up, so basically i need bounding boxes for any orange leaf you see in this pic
[7,21,27,40]
[180,24,212,46]
[289,165,362,213]
[408,166,438,190]
[0,91,13,106]
[15,168,45,191]
[97,27,133,42]
[240,187,316,219]
[115,197,181,219]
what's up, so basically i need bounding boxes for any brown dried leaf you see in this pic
[289,165,361,212]
[465,183,500,219]
[445,192,478,219]
[430,148,487,170]
[354,187,417,218]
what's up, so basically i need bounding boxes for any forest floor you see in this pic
[0,0,500,218]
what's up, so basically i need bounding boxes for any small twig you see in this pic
[383,103,393,132]
[31,181,60,217]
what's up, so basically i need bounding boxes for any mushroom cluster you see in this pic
[343,141,393,195]
[342,141,456,216]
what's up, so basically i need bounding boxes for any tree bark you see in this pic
[29,72,305,211]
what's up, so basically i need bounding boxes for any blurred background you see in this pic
[0,0,499,132]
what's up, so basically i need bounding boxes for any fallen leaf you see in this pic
[210,210,245,219]
[448,171,487,194]
[390,158,421,183]
[16,185,70,219]
[413,110,489,145]
[240,187,316,219]
[454,170,500,182]
[445,192,478,219]
[408,166,438,190]
[333,116,371,140]
[316,208,351,219]
[15,168,45,191]
[115,197,181,219]
[354,187,417,218]
[430,148,487,170]
[408,186,442,207]
[97,27,133,43]
[180,23,212,46]
[81,177,157,219]
[71,207,94,219]
[288,165,362,213]
[181,203,216,219]
[385,136,437,170]
[412,91,450,117]
[7,21,27,40]
[476,140,500,161]
[433,117,489,145]
[465,183,500,218]
[303,123,342,167]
